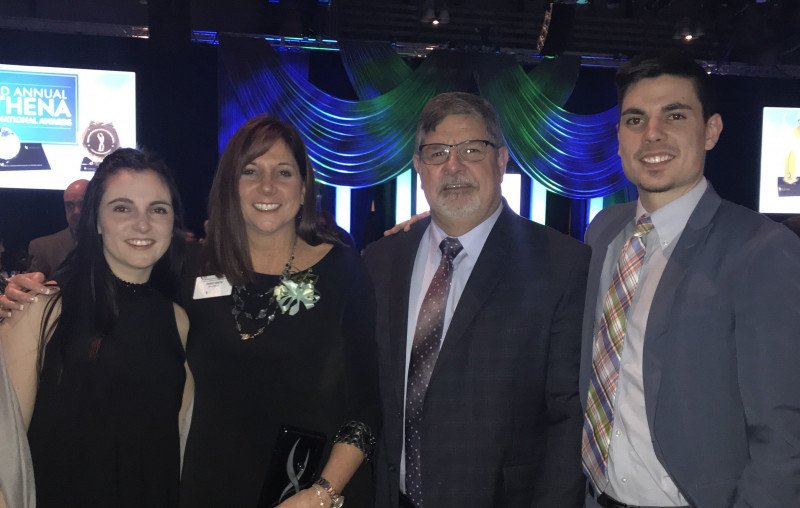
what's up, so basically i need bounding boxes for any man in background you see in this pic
[27,179,88,278]
[581,51,800,507]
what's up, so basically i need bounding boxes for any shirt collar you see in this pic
[636,177,707,249]
[428,202,504,261]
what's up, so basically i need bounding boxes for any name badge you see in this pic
[193,275,233,299]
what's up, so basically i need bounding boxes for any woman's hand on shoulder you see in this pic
[0,283,59,430]
[0,285,57,333]
[0,272,57,318]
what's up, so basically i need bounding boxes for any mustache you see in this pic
[439,176,477,192]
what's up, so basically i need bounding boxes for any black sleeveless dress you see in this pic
[27,281,186,508]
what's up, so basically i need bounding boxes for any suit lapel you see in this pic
[642,186,721,427]
[427,207,512,385]
[387,218,431,410]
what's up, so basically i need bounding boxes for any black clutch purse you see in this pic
[258,425,327,507]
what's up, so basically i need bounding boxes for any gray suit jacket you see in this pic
[580,184,800,507]
[28,227,74,279]
[365,205,590,508]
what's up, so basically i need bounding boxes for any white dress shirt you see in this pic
[596,178,707,506]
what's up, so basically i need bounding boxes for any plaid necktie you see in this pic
[405,237,463,508]
[582,215,654,491]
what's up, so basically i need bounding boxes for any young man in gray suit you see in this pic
[365,92,589,507]
[581,51,800,507]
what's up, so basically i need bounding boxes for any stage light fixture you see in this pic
[673,17,704,41]
[536,2,575,56]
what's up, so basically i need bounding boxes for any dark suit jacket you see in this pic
[364,205,589,508]
[580,185,800,507]
[28,227,74,279]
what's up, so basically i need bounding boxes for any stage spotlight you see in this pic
[673,17,704,41]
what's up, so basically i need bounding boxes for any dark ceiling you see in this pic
[1,0,799,77]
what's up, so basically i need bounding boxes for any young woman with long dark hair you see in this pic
[0,148,193,507]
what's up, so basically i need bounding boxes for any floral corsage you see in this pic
[274,269,321,315]
[232,269,321,341]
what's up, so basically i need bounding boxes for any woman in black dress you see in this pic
[0,149,193,508]
[179,115,380,508]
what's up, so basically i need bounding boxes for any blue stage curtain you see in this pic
[477,56,626,199]
[219,36,626,197]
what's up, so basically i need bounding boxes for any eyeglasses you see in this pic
[418,139,498,165]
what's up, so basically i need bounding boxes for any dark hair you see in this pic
[203,114,339,286]
[41,148,185,370]
[415,92,505,149]
[615,50,717,120]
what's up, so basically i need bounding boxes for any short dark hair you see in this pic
[43,148,185,371]
[204,114,340,286]
[615,50,717,120]
[415,92,505,149]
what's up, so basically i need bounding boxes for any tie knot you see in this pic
[439,237,463,261]
[633,215,654,238]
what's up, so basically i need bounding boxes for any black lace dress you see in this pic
[180,244,379,507]
[27,281,186,508]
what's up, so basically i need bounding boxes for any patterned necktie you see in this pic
[405,236,463,508]
[582,215,654,491]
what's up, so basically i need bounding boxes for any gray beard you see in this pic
[433,194,482,219]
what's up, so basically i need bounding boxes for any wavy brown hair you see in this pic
[203,114,340,286]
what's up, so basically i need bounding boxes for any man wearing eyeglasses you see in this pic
[364,92,589,507]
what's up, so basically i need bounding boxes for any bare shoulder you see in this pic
[1,294,60,352]
[1,294,59,429]
[172,303,189,349]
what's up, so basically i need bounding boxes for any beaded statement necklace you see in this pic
[231,235,297,341]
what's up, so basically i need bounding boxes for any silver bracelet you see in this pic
[312,484,329,507]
